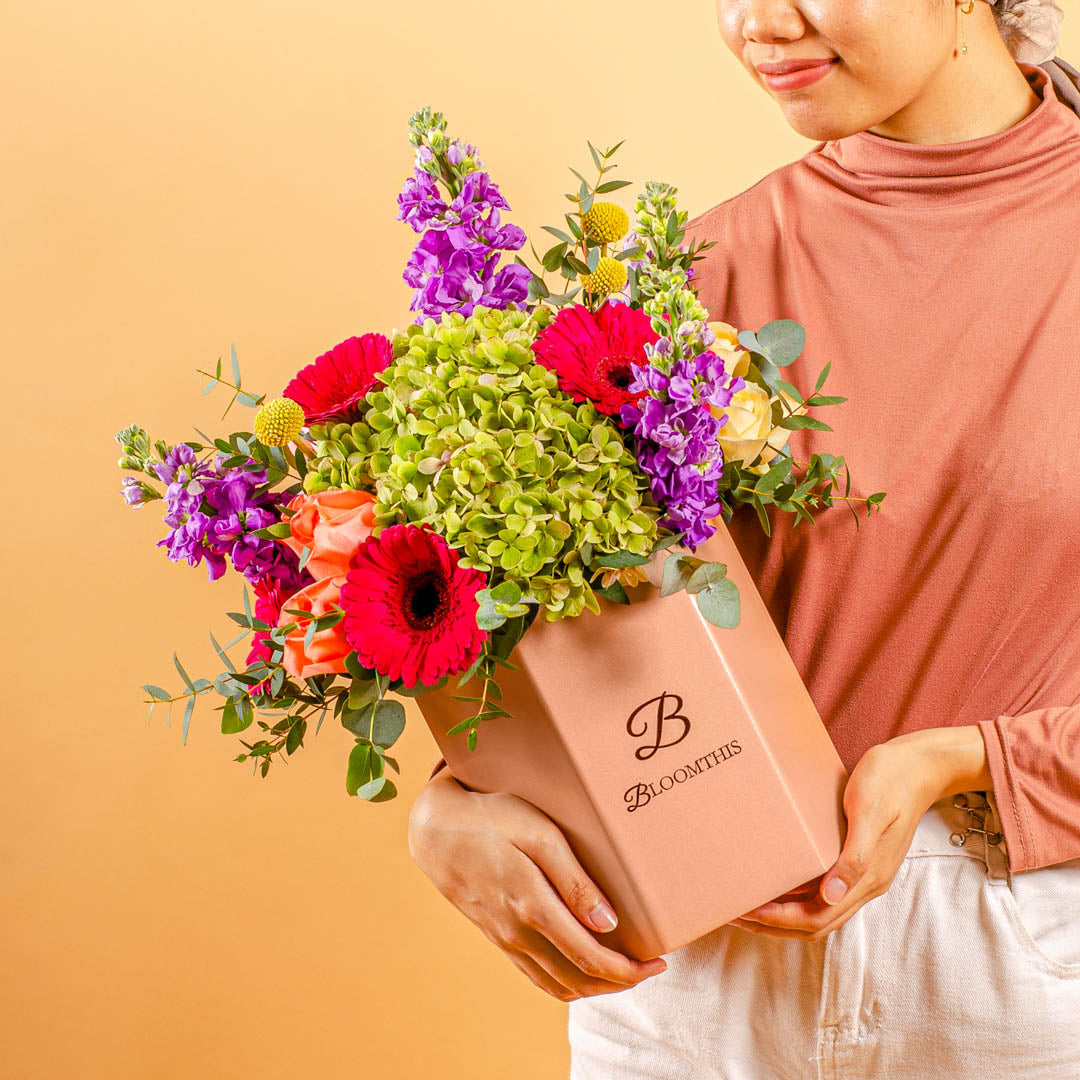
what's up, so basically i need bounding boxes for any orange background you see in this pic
[5,3,1075,1077]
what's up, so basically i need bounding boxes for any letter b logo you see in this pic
[626,692,691,761]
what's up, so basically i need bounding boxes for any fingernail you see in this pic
[589,902,618,931]
[822,877,848,904]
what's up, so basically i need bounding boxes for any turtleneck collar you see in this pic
[812,62,1080,206]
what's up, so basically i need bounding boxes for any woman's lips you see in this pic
[758,58,839,93]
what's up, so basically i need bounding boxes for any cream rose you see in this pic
[707,322,807,474]
[708,320,751,380]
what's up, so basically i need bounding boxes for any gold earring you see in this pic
[960,0,975,55]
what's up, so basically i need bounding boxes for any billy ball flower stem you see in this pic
[571,151,618,311]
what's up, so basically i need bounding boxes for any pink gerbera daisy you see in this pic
[340,524,486,689]
[283,333,392,425]
[531,300,659,418]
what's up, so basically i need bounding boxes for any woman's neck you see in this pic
[869,9,1041,145]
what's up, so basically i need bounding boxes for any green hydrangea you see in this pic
[304,305,661,620]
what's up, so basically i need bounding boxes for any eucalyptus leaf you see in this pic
[541,225,573,244]
[356,776,397,802]
[173,652,195,693]
[371,700,406,748]
[593,550,649,569]
[596,581,630,605]
[209,631,236,674]
[773,379,804,405]
[695,578,741,629]
[779,415,832,431]
[221,698,253,734]
[182,694,195,744]
[756,320,806,367]
[686,561,730,596]
[660,554,696,598]
[346,742,374,796]
[286,718,306,755]
[650,532,685,553]
[348,678,378,710]
[815,361,832,392]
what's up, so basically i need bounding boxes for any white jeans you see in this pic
[568,790,1080,1078]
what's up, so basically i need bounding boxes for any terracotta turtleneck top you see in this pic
[685,61,1080,874]
[429,62,1080,875]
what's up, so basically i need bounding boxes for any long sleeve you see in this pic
[978,707,1080,872]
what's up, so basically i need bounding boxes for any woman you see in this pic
[408,0,1080,1074]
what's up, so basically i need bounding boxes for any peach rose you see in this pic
[281,489,378,579]
[277,575,351,680]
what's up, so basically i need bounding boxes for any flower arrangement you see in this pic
[116,109,884,801]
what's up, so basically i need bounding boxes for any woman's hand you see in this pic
[728,725,993,942]
[408,765,669,1001]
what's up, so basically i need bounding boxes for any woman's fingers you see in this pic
[511,819,620,933]
[408,782,669,1000]
[513,926,656,999]
[504,943,581,1002]
[510,832,668,986]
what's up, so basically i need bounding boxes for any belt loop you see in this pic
[949,791,1010,882]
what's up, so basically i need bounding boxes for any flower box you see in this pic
[417,518,848,961]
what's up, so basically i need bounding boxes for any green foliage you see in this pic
[657,554,741,629]
[193,345,266,422]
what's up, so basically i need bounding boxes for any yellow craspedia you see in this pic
[582,201,630,244]
[254,396,306,446]
[580,256,628,298]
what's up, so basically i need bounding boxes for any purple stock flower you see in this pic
[397,166,530,319]
[157,511,228,580]
[621,351,746,548]
[153,445,306,586]
[403,229,530,319]
[153,444,215,528]
[397,170,448,233]
[120,476,147,507]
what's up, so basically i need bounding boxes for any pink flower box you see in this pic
[418,519,848,961]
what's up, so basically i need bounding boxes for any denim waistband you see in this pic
[906,789,1010,881]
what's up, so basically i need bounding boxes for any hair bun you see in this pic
[989,0,1065,64]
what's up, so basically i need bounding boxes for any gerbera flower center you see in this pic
[598,354,638,393]
[404,571,449,631]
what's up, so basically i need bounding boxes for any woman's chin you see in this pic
[777,102,869,143]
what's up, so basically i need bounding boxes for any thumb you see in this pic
[820,804,877,906]
[518,828,620,933]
